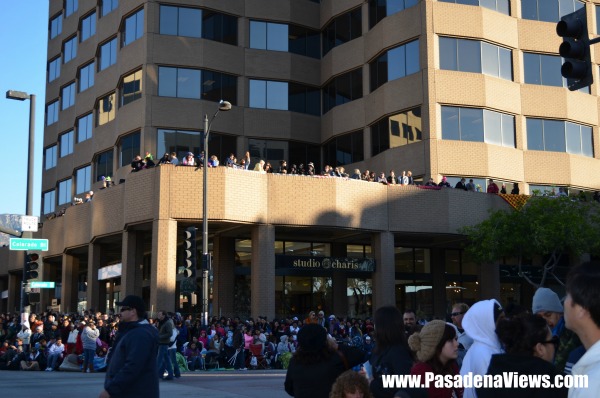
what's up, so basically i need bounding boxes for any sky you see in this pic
[0,2,49,217]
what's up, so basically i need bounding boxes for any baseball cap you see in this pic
[116,295,146,312]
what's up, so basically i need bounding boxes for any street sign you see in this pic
[30,281,55,288]
[9,238,49,251]
[21,216,39,232]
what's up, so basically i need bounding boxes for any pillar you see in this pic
[479,263,501,300]
[87,242,104,312]
[7,273,19,313]
[150,218,178,313]
[213,234,236,318]
[371,232,395,310]
[61,254,79,313]
[251,225,275,320]
[121,230,144,298]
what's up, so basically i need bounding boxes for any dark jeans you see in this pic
[234,348,245,369]
[157,344,173,378]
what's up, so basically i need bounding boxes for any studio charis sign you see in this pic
[276,255,376,273]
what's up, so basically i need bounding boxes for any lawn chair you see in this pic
[248,344,269,370]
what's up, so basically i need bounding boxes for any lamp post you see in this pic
[201,100,231,326]
[6,90,36,315]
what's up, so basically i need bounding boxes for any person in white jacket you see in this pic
[565,262,600,398]
[17,325,32,353]
[460,299,504,398]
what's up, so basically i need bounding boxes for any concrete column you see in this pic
[87,243,103,312]
[150,218,178,313]
[371,232,395,310]
[430,248,447,320]
[330,243,348,316]
[40,257,52,310]
[7,273,19,313]
[122,230,144,297]
[251,225,275,320]
[0,278,6,313]
[61,254,79,313]
[479,263,500,300]
[213,234,236,318]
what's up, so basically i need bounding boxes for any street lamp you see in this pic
[201,100,231,326]
[6,90,36,315]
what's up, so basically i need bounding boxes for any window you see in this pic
[247,139,320,171]
[323,130,364,166]
[45,145,58,170]
[43,190,56,215]
[61,82,76,110]
[96,149,114,180]
[80,12,96,42]
[97,93,116,125]
[123,8,144,46]
[439,37,512,80]
[76,165,92,194]
[322,7,362,56]
[439,0,509,15]
[370,39,420,91]
[158,66,237,104]
[250,21,288,51]
[289,83,320,115]
[121,69,142,106]
[369,0,420,28]
[50,13,63,39]
[526,118,593,157]
[120,132,140,167]
[65,0,78,17]
[249,80,288,110]
[101,0,118,17]
[47,100,59,126]
[99,38,117,71]
[441,106,515,147]
[322,69,363,114]
[64,36,78,63]
[77,113,93,142]
[521,0,583,23]
[157,129,201,160]
[79,62,94,92]
[597,5,600,34]
[48,57,61,82]
[371,107,422,156]
[159,5,238,45]
[60,130,74,157]
[58,179,72,205]
[523,52,590,93]
[289,25,321,59]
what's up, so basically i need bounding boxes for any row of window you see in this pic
[50,0,118,40]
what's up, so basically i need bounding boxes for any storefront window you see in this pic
[235,240,252,267]
[347,278,372,318]
[395,279,433,320]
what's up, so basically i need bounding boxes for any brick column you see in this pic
[371,232,395,310]
[251,225,275,320]
[121,230,144,298]
[87,243,103,312]
[213,234,236,318]
[150,218,178,313]
[331,243,348,316]
[61,254,79,313]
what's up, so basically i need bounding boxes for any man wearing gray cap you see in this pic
[532,287,580,373]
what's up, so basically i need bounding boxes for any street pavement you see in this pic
[0,369,289,398]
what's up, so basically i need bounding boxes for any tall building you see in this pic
[1,0,599,319]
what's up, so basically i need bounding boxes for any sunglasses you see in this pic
[450,311,465,317]
[120,307,133,312]
[541,335,560,349]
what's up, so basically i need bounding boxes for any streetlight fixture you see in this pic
[6,90,36,315]
[201,100,231,326]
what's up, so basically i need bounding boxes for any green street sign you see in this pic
[9,238,49,251]
[30,281,55,288]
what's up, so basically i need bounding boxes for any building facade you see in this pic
[1,0,600,319]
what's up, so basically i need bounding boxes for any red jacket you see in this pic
[410,361,463,398]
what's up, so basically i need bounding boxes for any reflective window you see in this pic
[60,130,74,157]
[99,38,117,71]
[289,24,321,58]
[47,100,59,126]
[101,0,119,17]
[43,190,56,215]
[323,130,364,166]
[48,56,61,82]
[58,179,72,205]
[289,82,320,115]
[96,149,114,180]
[121,69,142,106]
[97,93,115,126]
[80,12,96,42]
[369,0,419,28]
[370,39,420,91]
[439,37,512,80]
[441,106,515,147]
[45,145,58,170]
[597,5,600,34]
[61,82,76,110]
[64,36,77,63]
[79,62,94,92]
[158,66,237,104]
[526,118,593,157]
[157,129,201,161]
[76,165,92,194]
[50,13,63,39]
[439,0,509,15]
[250,21,288,51]
[521,0,583,22]
[322,7,362,56]
[123,8,144,46]
[65,0,78,17]
[523,52,590,93]
[249,80,288,110]
[77,113,93,142]
[371,107,422,156]
[120,132,140,167]
[159,5,238,45]
[322,69,363,113]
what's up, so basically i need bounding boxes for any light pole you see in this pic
[6,90,36,315]
[201,100,231,326]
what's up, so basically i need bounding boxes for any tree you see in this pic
[460,197,600,288]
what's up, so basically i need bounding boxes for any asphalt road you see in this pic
[0,369,289,398]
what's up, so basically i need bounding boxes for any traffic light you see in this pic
[180,227,196,278]
[557,7,592,91]
[25,252,39,280]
